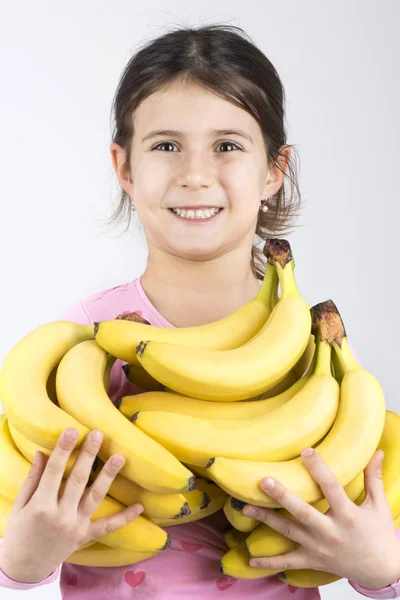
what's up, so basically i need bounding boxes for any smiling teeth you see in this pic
[171,207,221,219]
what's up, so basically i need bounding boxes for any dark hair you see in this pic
[107,23,302,280]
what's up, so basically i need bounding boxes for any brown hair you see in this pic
[107,23,302,280]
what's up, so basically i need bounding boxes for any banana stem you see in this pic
[313,333,332,377]
[275,261,300,299]
[256,262,279,309]
[332,337,359,374]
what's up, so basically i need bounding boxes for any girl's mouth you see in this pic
[168,207,223,223]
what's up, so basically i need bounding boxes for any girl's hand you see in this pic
[243,448,400,591]
[0,428,143,583]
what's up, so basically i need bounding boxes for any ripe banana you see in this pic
[0,321,94,449]
[223,527,248,549]
[89,458,190,520]
[8,422,191,521]
[117,364,312,421]
[0,414,169,553]
[223,497,259,533]
[132,330,338,466]
[65,543,159,567]
[122,362,165,391]
[135,239,312,401]
[206,300,386,506]
[55,339,195,494]
[94,255,278,364]
[152,479,227,527]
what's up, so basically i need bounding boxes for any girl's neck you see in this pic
[139,248,261,327]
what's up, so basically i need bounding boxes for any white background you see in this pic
[0,0,399,598]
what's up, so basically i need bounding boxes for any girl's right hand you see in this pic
[0,427,144,583]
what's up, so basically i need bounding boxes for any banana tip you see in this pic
[201,492,211,510]
[93,322,99,335]
[122,364,129,377]
[206,458,215,469]
[231,497,246,512]
[217,559,224,573]
[188,475,197,491]
[162,536,171,551]
[175,502,191,519]
[131,411,139,423]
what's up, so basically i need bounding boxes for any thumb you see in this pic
[363,449,385,506]
[12,451,47,510]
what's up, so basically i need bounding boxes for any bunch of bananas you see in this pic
[0,238,397,589]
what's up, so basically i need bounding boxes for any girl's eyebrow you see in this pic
[141,129,254,144]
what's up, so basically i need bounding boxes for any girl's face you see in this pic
[113,80,287,262]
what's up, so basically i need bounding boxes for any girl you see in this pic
[1,23,400,599]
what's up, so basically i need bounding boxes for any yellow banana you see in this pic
[135,239,312,401]
[219,542,277,579]
[354,409,400,518]
[133,331,338,466]
[65,544,159,567]
[0,414,169,553]
[223,527,248,549]
[55,339,195,494]
[122,362,165,391]
[152,480,228,527]
[0,321,94,449]
[206,300,386,506]
[223,497,259,533]
[8,422,191,521]
[88,457,191,521]
[117,365,312,421]
[94,257,278,364]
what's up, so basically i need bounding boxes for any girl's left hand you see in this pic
[243,447,400,591]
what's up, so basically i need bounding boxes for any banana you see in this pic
[219,542,277,579]
[223,497,259,533]
[122,362,165,391]
[94,256,278,365]
[8,422,191,521]
[0,414,169,553]
[88,458,190,520]
[132,330,338,466]
[135,239,312,401]
[206,300,386,506]
[65,544,159,567]
[117,365,312,421]
[152,479,228,527]
[55,339,195,494]
[354,409,400,518]
[0,321,94,449]
[277,570,341,587]
[223,527,248,549]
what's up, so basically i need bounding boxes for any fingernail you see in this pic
[65,428,78,441]
[262,477,275,490]
[91,430,103,443]
[302,447,314,457]
[112,455,125,468]
[250,559,259,567]
[243,505,256,517]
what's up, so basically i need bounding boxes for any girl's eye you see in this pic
[151,141,241,152]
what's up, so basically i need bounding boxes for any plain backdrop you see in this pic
[0,1,399,598]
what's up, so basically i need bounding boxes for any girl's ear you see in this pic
[110,142,132,196]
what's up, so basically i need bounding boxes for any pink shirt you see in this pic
[1,275,400,598]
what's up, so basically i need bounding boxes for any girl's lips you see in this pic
[168,208,223,223]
